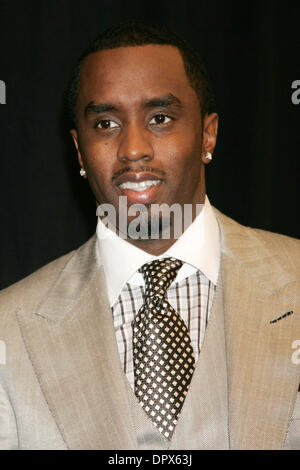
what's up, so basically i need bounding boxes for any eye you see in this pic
[149,114,172,125]
[96,119,119,129]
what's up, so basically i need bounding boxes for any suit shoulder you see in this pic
[252,227,300,254]
[0,248,76,313]
[214,206,299,251]
[216,210,300,277]
[252,226,299,244]
[214,207,300,275]
[252,228,300,274]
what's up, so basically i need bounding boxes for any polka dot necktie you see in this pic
[132,257,196,440]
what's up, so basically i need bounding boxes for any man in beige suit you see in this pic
[0,22,299,450]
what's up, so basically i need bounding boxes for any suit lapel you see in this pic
[215,210,300,449]
[17,237,137,450]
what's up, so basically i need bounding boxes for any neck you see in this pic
[128,235,178,256]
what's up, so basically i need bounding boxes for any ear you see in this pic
[70,129,84,168]
[201,113,218,164]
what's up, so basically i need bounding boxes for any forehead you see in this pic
[77,45,196,106]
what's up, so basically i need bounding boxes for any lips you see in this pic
[114,171,163,185]
[114,172,166,204]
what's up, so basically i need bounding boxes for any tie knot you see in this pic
[139,257,183,299]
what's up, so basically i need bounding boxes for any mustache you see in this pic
[111,166,167,182]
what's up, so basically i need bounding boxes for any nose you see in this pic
[117,123,154,163]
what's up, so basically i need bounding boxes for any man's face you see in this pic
[71,44,217,237]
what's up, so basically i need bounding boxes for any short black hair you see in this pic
[67,21,215,127]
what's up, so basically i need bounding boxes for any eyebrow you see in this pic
[84,93,182,118]
[142,93,182,109]
[84,102,116,117]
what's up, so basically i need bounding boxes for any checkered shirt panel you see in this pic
[112,268,215,390]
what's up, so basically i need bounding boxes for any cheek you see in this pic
[160,138,201,177]
[79,139,115,183]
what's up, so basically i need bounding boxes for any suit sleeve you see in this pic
[0,382,18,450]
[285,392,300,450]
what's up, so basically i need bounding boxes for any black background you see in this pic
[0,0,299,290]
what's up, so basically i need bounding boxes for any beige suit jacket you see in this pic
[0,208,299,449]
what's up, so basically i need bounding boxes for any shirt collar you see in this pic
[96,195,220,307]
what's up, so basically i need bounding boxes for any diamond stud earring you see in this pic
[80,168,86,177]
[205,152,212,160]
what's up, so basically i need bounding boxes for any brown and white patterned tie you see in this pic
[132,257,195,439]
